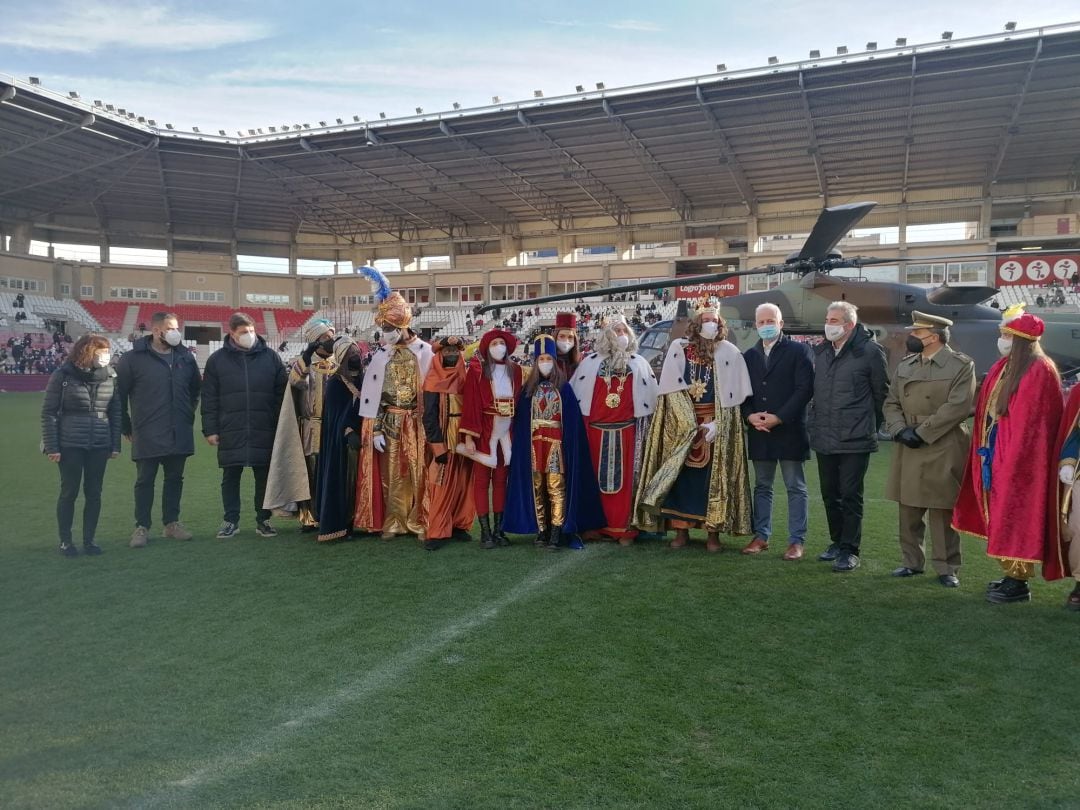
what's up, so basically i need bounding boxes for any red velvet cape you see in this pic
[952,356,1066,580]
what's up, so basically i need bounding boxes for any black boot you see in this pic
[478,514,496,550]
[58,541,79,558]
[82,540,104,556]
[452,527,473,543]
[493,512,511,547]
[534,525,549,548]
[546,526,562,551]
[986,576,1031,604]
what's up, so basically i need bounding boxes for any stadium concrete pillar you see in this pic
[446,240,457,269]
[288,240,298,276]
[616,229,632,260]
[897,206,908,246]
[557,233,574,263]
[295,277,304,310]
[979,200,993,240]
[93,266,104,303]
[602,262,611,286]
[163,266,174,305]
[164,234,174,268]
[70,264,82,302]
[9,222,32,254]
[500,234,520,266]
[398,245,414,272]
[483,270,492,302]
[100,233,110,265]
[744,216,758,252]
[540,266,550,296]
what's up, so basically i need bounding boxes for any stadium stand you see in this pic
[81,301,129,333]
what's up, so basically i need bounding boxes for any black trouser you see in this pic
[816,452,871,555]
[221,465,271,524]
[57,447,110,544]
[134,455,188,529]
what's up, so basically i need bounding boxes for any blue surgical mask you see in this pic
[757,324,780,341]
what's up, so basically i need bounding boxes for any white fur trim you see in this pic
[657,338,752,406]
[572,352,658,418]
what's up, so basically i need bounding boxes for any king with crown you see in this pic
[635,298,753,550]
[354,284,434,541]
[570,310,659,545]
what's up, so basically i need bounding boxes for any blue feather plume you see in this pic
[357,263,393,303]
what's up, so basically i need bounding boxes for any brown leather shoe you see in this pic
[706,535,724,553]
[741,537,769,555]
[782,544,804,561]
[669,529,690,550]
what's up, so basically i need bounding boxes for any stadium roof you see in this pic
[1,22,1079,245]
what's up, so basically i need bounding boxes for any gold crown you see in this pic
[599,307,627,329]
[691,297,719,318]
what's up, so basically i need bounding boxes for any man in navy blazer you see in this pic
[740,303,815,560]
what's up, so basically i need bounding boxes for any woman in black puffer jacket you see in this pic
[40,334,122,557]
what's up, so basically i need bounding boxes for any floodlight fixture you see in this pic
[117,108,126,115]
[895,37,907,46]
[533,89,543,98]
[379,112,387,119]
[808,49,820,58]
[492,95,500,103]
[353,115,360,122]
[716,63,727,72]
[575,84,584,92]
[257,128,263,134]
[767,56,779,65]
[415,107,423,114]
[248,128,256,135]
[147,119,156,126]
[236,130,243,137]
[106,104,115,111]
[93,99,102,106]
[303,123,310,128]
[318,120,326,126]
[335,118,343,124]
[165,123,174,130]
[452,102,461,110]
[941,31,953,40]
[68,91,79,99]
[836,46,848,55]
[219,129,226,136]
[269,126,277,132]
[28,76,40,85]
[1005,21,1017,31]
[867,41,877,50]
[192,126,200,133]
[595,82,604,90]
[137,116,145,123]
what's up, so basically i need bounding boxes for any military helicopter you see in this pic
[475,202,1080,379]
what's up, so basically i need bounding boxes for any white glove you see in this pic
[1060,464,1075,485]
[373,434,387,453]
[701,421,717,444]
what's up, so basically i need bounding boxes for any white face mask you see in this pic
[997,337,1013,356]
[235,331,256,349]
[699,321,719,340]
[95,353,111,368]
[164,328,182,347]
[488,344,507,361]
[380,329,401,346]
[824,324,847,342]
[556,339,574,354]
[537,360,554,376]
[616,334,630,349]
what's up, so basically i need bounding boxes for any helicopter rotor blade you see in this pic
[835,247,1078,269]
[797,201,877,261]
[471,264,784,315]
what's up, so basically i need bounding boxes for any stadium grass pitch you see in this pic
[3,390,1080,809]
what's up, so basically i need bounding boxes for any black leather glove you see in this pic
[896,427,925,449]
[434,452,449,464]
[301,341,318,365]
[346,431,362,451]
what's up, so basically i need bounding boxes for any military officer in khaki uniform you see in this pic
[883,311,976,587]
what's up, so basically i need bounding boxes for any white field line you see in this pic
[132,547,601,808]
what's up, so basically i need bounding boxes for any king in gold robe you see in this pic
[354,292,434,539]
[635,308,753,551]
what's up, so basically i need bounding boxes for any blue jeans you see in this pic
[751,459,808,545]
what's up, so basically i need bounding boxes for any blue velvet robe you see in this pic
[503,381,605,535]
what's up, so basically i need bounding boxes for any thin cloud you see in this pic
[542,19,584,27]
[0,1,272,54]
[607,20,663,32]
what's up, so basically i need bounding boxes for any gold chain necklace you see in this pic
[602,361,628,408]
[686,346,712,402]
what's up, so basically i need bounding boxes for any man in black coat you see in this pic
[807,301,889,572]
[202,313,287,538]
[116,312,201,548]
[740,303,815,560]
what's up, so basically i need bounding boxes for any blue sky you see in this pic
[1,1,1077,131]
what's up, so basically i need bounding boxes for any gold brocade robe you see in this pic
[368,345,428,536]
[289,355,338,456]
[633,389,751,534]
